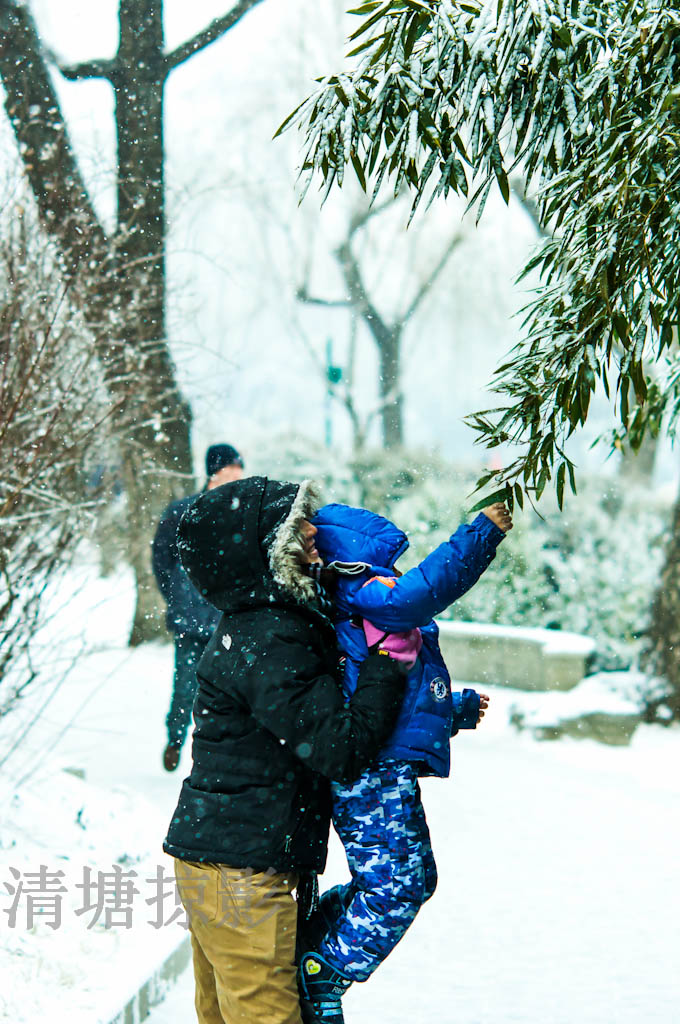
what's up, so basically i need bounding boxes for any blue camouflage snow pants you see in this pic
[166,633,206,749]
[319,761,437,982]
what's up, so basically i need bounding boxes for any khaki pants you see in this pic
[174,859,303,1024]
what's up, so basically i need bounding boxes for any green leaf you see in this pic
[351,152,367,191]
[556,461,566,510]
[620,375,630,425]
[660,320,673,351]
[473,177,493,225]
[451,133,470,162]
[346,34,386,58]
[612,312,629,342]
[567,460,577,495]
[468,486,511,515]
[536,467,550,501]
[349,1,394,41]
[404,13,421,58]
[274,97,308,138]
[497,170,510,205]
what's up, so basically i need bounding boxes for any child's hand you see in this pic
[481,502,513,533]
[477,693,490,724]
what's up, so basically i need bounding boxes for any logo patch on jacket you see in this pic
[362,575,396,589]
[222,634,232,651]
[430,677,448,701]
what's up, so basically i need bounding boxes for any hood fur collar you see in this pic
[269,479,322,603]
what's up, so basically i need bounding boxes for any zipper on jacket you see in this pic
[283,799,309,859]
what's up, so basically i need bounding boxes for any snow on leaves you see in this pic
[283,0,680,510]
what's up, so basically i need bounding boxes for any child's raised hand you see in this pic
[481,502,513,533]
[477,693,490,724]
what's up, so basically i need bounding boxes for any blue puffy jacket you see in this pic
[312,504,505,777]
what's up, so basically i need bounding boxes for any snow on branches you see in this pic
[282,0,680,509]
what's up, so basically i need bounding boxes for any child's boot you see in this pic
[298,951,352,1023]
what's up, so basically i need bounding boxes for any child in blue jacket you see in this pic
[297,501,512,1023]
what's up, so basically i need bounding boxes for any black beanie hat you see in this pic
[205,443,244,478]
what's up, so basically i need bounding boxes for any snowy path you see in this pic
[4,578,678,1024]
[148,696,680,1024]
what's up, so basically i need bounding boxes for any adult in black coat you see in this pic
[151,443,244,771]
[163,475,406,1024]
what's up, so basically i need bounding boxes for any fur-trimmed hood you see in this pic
[177,476,322,612]
[267,478,321,602]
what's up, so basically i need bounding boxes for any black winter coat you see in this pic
[151,493,221,639]
[163,476,405,873]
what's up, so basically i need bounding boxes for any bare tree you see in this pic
[0,0,265,642]
[297,201,465,449]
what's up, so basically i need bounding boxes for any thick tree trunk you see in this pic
[114,0,193,643]
[0,2,109,272]
[335,238,404,449]
[378,333,404,448]
[641,488,680,721]
[0,0,193,645]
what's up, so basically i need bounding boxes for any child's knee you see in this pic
[390,856,436,908]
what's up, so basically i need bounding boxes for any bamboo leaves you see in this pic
[283,0,680,509]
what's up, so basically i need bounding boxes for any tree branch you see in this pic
[400,230,465,324]
[347,197,398,241]
[56,57,116,82]
[165,0,267,72]
[296,284,351,308]
[335,238,394,348]
[0,1,109,274]
[510,175,550,238]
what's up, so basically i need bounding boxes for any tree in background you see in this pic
[0,0,264,642]
[296,197,465,449]
[284,0,680,717]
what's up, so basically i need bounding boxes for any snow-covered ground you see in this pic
[0,565,193,1023]
[2,565,679,1023]
[151,707,680,1024]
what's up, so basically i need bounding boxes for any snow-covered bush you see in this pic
[0,205,117,715]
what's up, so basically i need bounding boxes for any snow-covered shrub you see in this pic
[0,205,116,716]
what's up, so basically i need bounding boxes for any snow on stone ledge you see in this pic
[510,673,642,722]
[436,620,596,691]
[507,672,645,746]
[439,620,597,655]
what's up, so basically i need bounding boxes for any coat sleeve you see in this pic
[450,688,481,736]
[151,503,180,602]
[351,513,505,631]
[234,622,406,783]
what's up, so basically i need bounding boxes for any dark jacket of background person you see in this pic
[152,493,221,639]
[163,476,406,873]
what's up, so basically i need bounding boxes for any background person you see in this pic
[152,443,244,771]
